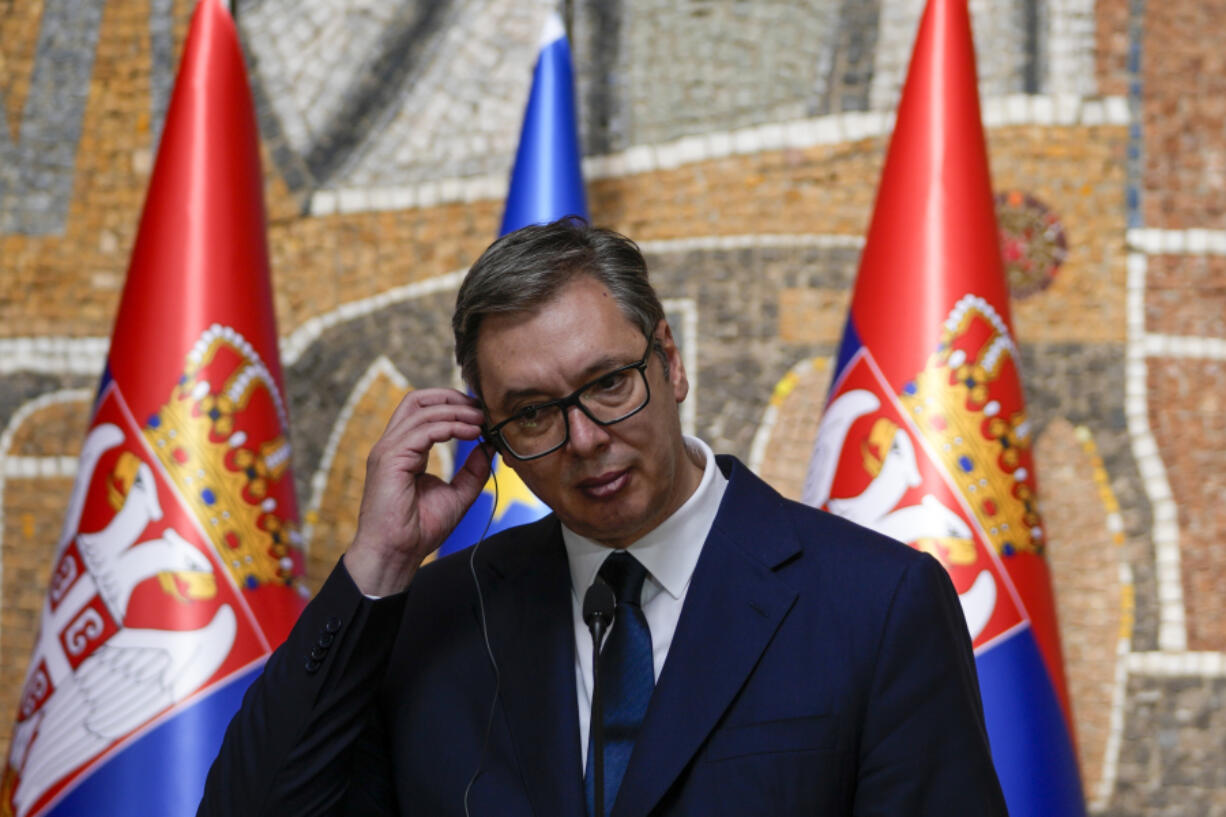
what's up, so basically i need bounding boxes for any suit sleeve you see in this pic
[196,559,406,817]
[852,553,1009,816]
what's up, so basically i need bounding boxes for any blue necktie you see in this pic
[585,551,653,816]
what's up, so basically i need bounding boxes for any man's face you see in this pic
[475,275,700,548]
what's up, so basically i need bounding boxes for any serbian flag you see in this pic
[802,1,1086,814]
[438,11,587,556]
[1,1,306,814]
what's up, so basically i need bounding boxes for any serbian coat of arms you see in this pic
[3,326,304,817]
[804,295,1043,653]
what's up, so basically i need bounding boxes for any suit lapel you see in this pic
[483,518,586,817]
[611,460,801,817]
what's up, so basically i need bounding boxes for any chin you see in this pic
[565,504,649,546]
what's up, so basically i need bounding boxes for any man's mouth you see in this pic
[576,469,629,499]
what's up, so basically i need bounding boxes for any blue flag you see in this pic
[438,12,588,556]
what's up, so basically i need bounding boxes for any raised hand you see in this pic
[343,388,493,596]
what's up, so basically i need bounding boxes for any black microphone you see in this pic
[583,579,616,817]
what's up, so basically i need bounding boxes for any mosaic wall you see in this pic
[2,0,1224,813]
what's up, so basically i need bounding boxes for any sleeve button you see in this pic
[305,658,322,673]
[317,632,334,648]
[324,616,343,634]
[309,645,328,661]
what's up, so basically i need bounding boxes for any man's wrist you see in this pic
[342,546,418,597]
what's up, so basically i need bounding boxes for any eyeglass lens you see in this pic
[500,366,649,458]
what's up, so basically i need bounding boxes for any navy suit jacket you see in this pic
[199,456,1007,816]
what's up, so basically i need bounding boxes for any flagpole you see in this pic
[802,1,1086,814]
[0,1,305,813]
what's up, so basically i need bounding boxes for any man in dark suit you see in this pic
[198,218,1007,816]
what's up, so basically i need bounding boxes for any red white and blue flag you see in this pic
[1,1,305,814]
[439,11,588,556]
[803,1,1086,814]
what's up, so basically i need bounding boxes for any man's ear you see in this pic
[653,319,688,404]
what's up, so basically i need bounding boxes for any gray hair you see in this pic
[453,217,665,396]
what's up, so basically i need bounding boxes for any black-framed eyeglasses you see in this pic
[483,338,655,461]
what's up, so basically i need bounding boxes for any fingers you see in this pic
[347,392,495,596]
[369,389,487,473]
[382,388,484,434]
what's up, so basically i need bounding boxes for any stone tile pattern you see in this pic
[578,0,1054,153]
[644,245,854,458]
[1022,343,1160,655]
[2,0,1226,812]
[0,0,105,235]
[1038,418,1128,795]
[0,373,95,442]
[1141,0,1226,230]
[240,0,406,162]
[619,0,840,145]
[0,0,183,333]
[6,400,90,456]
[1147,359,1226,653]
[1094,0,1131,96]
[1136,22,1226,814]
[587,123,1129,346]
[0,120,1128,348]
[0,0,43,131]
[148,0,190,142]
[2,0,1119,215]
[569,0,625,157]
[339,0,553,189]
[1111,676,1226,816]
[244,0,1068,193]
[821,0,884,116]
[1044,0,1098,96]
[1146,254,1226,339]
[268,199,502,353]
[754,357,833,500]
[778,288,851,345]
[242,0,553,189]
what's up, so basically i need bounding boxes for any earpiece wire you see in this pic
[463,444,501,817]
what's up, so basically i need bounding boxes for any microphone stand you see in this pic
[583,580,616,817]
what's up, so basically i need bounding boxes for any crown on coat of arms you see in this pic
[143,324,302,591]
[898,295,1044,558]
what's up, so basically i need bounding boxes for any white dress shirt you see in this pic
[562,435,728,767]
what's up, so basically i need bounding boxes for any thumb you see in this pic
[450,442,495,508]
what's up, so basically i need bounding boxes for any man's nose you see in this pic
[565,404,610,454]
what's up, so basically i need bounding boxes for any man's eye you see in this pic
[515,405,544,427]
[595,371,628,391]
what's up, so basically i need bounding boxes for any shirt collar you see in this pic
[563,435,728,601]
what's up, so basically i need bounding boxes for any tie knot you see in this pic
[598,551,648,607]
